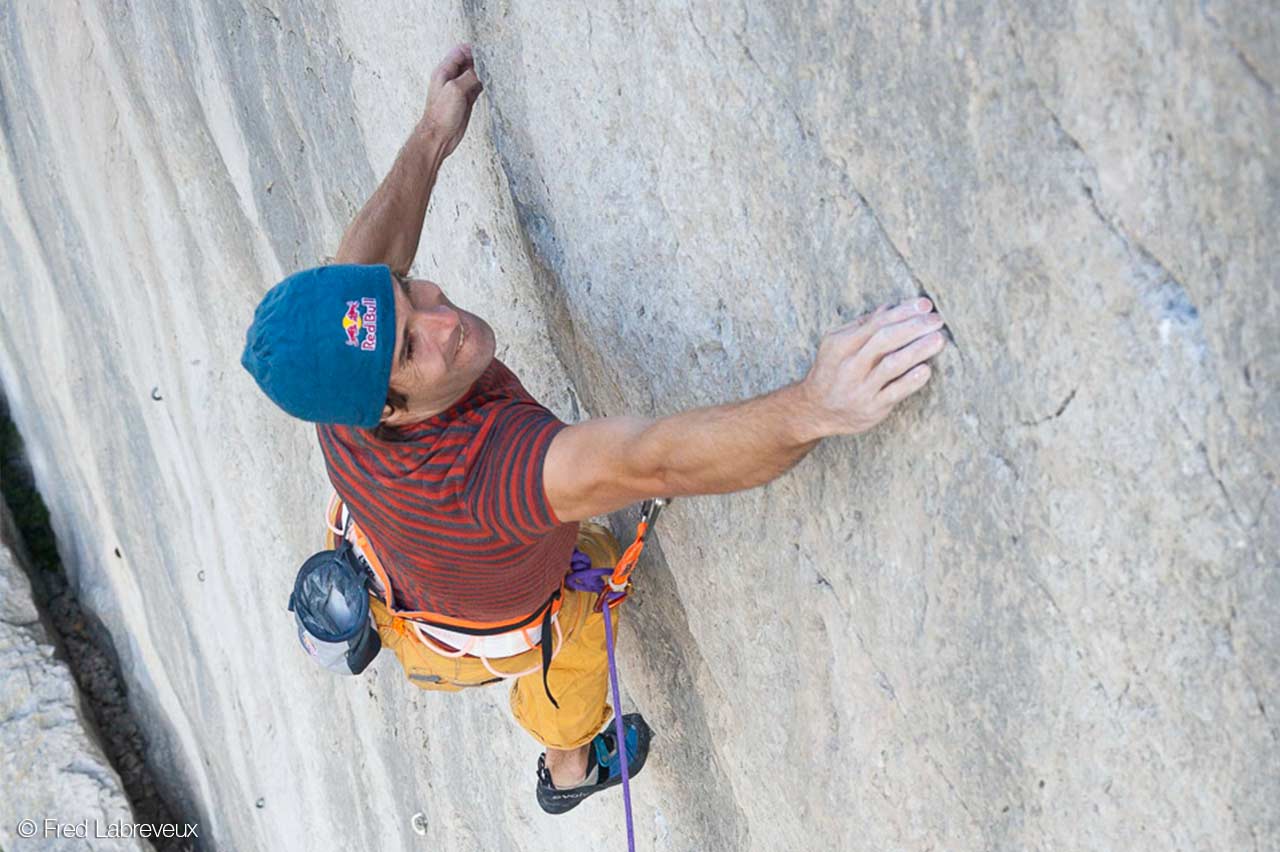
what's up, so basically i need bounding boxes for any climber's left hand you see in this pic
[421,43,484,159]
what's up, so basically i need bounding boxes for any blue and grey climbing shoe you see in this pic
[536,713,652,815]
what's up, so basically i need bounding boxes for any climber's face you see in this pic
[380,273,495,426]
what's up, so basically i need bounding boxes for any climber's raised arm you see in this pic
[334,43,484,274]
[543,298,946,523]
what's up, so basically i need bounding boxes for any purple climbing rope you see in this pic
[602,604,635,851]
[566,549,637,852]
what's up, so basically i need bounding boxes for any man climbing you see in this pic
[241,43,947,814]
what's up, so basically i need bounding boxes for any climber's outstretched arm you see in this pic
[335,43,484,275]
[543,299,946,523]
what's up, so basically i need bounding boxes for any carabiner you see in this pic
[638,498,668,530]
[594,498,673,611]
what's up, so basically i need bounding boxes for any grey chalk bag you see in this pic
[288,541,381,675]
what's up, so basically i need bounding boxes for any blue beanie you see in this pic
[241,264,396,428]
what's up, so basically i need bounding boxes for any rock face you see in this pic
[0,501,149,851]
[0,1,1276,850]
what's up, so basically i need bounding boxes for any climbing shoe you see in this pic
[535,713,652,815]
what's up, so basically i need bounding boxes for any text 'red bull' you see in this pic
[341,298,379,351]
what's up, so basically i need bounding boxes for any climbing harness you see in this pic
[565,497,669,852]
[302,493,670,851]
[322,495,570,700]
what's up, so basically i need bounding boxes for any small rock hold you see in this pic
[150,387,163,401]
[114,548,122,558]
[256,798,266,809]
[197,570,206,582]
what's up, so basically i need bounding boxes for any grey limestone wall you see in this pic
[0,1,1275,850]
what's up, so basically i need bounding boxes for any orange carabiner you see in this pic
[596,499,668,611]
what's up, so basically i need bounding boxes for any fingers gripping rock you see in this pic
[802,298,945,437]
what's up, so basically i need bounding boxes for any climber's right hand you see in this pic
[796,298,946,440]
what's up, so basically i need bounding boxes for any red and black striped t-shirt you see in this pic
[315,358,578,622]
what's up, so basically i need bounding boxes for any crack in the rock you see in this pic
[1001,8,1250,531]
[62,757,118,790]
[1004,18,1098,173]
[1251,486,1276,532]
[921,746,981,829]
[1230,608,1280,744]
[731,32,764,80]
[850,623,898,703]
[1052,387,1077,418]
[1241,664,1280,745]
[685,3,766,140]
[691,2,967,364]
[816,153,970,367]
[1172,410,1247,530]
[1200,3,1278,101]
[1229,43,1277,100]
[255,3,281,27]
[1005,18,1207,338]
[480,91,591,405]
[0,699,40,727]
[966,413,1021,482]
[916,565,929,639]
[815,571,910,712]
[1018,388,1077,427]
[1026,571,1063,616]
[565,383,581,422]
[1079,183,1200,325]
[583,6,602,80]
[848,609,987,833]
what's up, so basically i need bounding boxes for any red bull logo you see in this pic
[341,298,379,351]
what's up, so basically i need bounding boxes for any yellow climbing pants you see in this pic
[369,522,623,751]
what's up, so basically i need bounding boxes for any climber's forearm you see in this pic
[545,299,944,523]
[334,122,449,275]
[633,383,822,497]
